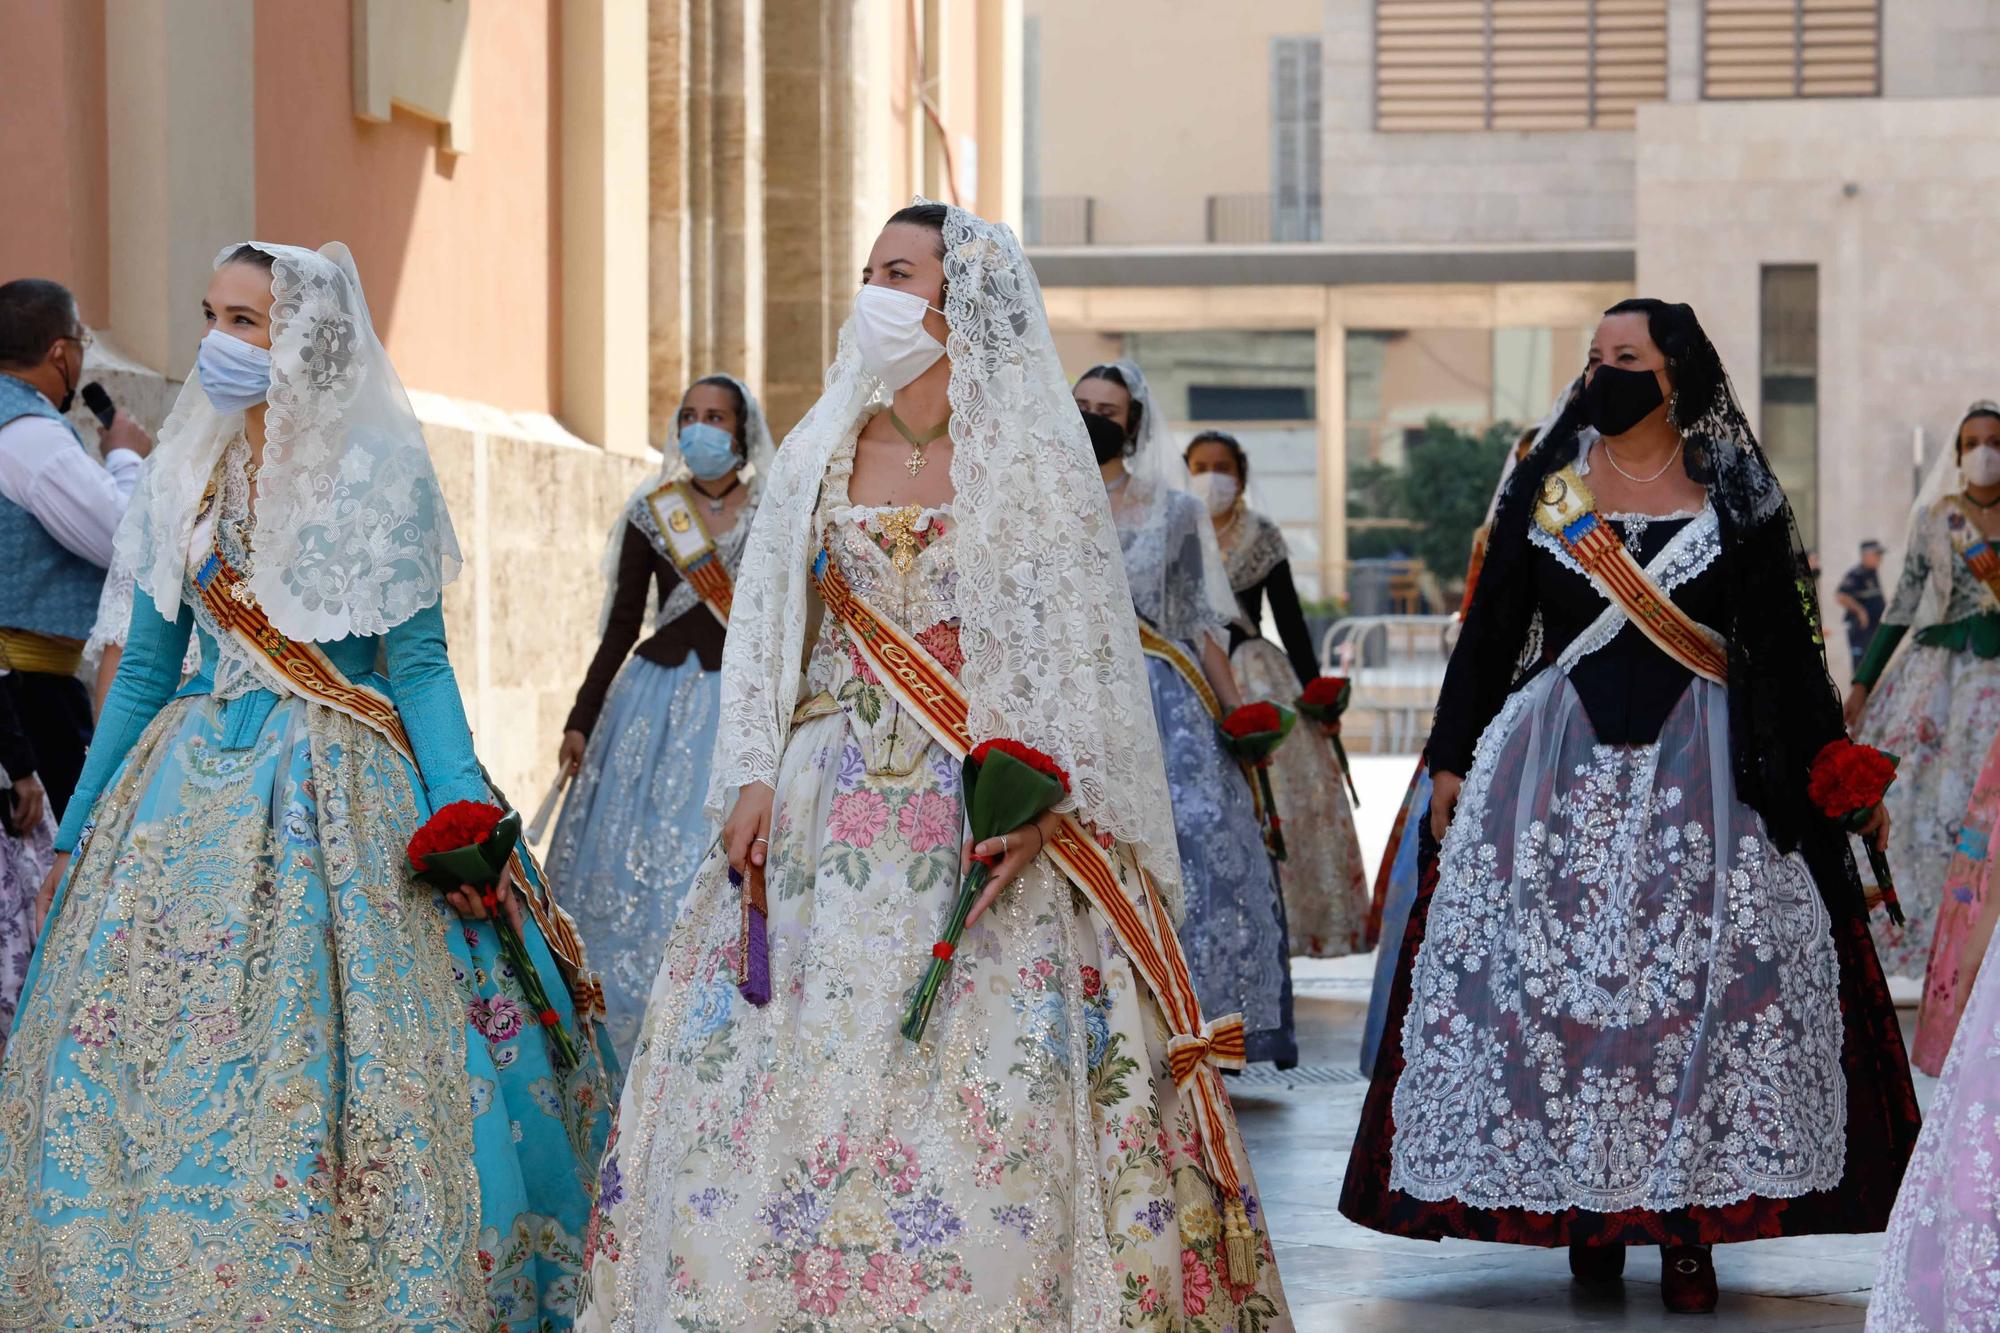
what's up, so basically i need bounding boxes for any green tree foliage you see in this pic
[1347,417,1518,593]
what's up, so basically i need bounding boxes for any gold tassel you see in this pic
[1223,1198,1258,1286]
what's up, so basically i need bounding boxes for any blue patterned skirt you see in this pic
[0,687,611,1330]
[544,655,719,1065]
[1361,763,1430,1075]
[1143,655,1296,1067]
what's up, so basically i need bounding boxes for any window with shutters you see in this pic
[1272,37,1324,241]
[1375,0,1668,132]
[1702,0,1880,99]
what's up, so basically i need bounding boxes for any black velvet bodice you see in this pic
[1432,511,1727,770]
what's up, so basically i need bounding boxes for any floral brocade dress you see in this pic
[574,438,1290,1331]
[1856,498,2000,986]
[0,446,612,1330]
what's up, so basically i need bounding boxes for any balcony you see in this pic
[1206,192,1323,244]
[1021,195,1095,246]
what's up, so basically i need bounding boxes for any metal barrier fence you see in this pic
[1318,613,1458,754]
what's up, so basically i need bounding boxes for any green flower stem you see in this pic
[1254,762,1287,862]
[491,906,582,1070]
[901,861,990,1042]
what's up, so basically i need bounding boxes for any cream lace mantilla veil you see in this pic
[709,202,1188,913]
[1097,357,1241,640]
[119,241,461,643]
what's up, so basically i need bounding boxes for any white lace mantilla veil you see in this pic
[117,241,461,642]
[709,202,1186,912]
[1094,358,1241,639]
[594,373,777,636]
[1890,399,1999,631]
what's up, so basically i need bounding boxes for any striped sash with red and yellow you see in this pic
[645,480,735,625]
[1947,499,2000,606]
[192,545,601,1015]
[812,545,1263,1283]
[1534,466,1728,685]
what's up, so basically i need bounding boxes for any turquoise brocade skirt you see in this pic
[0,685,612,1330]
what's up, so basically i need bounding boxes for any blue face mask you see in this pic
[678,421,740,480]
[196,329,272,413]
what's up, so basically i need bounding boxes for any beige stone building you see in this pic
[0,0,1021,801]
[1025,0,2000,681]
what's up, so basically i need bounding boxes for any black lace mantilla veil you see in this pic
[1430,302,1865,917]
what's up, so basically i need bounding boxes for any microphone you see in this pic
[80,381,115,430]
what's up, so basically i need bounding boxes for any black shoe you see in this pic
[1568,1242,1626,1285]
[1660,1245,1717,1314]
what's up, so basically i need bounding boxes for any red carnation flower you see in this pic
[1808,740,1897,820]
[406,800,506,869]
[1222,702,1284,738]
[1301,676,1350,710]
[969,738,1071,793]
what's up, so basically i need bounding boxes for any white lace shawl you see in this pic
[708,203,1185,911]
[118,241,461,642]
[1220,509,1290,594]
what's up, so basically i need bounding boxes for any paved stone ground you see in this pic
[1240,757,1933,1331]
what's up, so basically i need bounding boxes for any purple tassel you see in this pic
[731,866,772,1006]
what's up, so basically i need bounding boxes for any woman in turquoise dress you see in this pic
[0,241,611,1330]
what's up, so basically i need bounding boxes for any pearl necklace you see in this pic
[1600,438,1684,485]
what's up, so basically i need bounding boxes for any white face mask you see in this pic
[1188,471,1240,516]
[196,328,272,413]
[851,284,946,391]
[1968,444,2000,488]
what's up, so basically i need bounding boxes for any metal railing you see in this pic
[1319,613,1458,754]
[1204,192,1323,244]
[1021,195,1095,246]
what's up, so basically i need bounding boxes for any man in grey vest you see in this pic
[0,278,152,822]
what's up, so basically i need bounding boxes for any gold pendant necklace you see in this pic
[888,409,950,476]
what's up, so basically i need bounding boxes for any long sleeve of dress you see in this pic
[55,587,193,850]
[1426,486,1538,778]
[1728,513,1852,860]
[1880,537,1932,628]
[1263,560,1321,687]
[382,601,490,813]
[565,523,657,737]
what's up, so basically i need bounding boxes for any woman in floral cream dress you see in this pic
[574,203,1290,1330]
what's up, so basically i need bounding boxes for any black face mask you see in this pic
[54,347,76,415]
[1083,411,1127,465]
[1584,365,1665,437]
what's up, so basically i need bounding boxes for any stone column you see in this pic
[762,0,834,435]
[654,0,764,429]
[104,0,255,379]
[650,0,693,443]
[974,0,1023,230]
[711,0,765,390]
[560,0,650,455]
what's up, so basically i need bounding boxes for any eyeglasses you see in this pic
[63,330,93,352]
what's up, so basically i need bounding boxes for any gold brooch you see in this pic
[878,506,925,574]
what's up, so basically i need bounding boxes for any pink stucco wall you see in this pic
[253,1,560,415]
[0,0,110,324]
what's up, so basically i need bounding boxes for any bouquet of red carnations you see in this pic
[1221,701,1297,862]
[901,739,1070,1042]
[1296,675,1361,807]
[407,800,582,1069]
[1808,739,1903,927]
